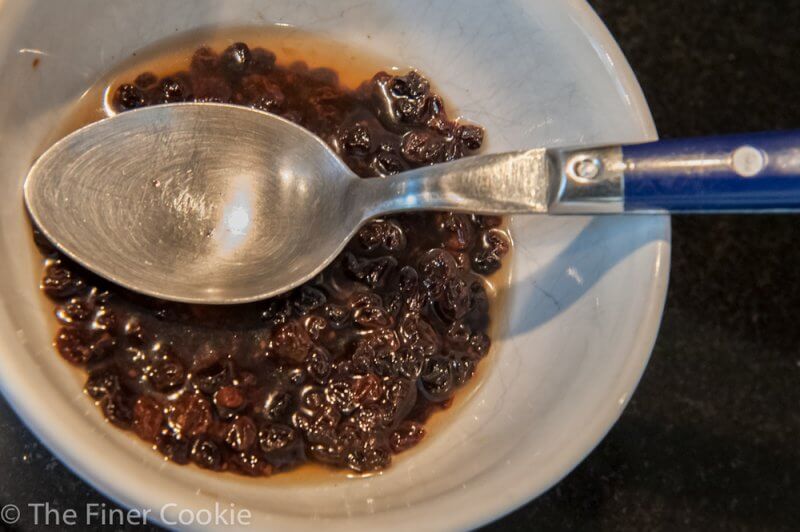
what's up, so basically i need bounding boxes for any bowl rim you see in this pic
[0,0,668,530]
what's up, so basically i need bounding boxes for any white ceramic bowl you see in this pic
[0,1,669,530]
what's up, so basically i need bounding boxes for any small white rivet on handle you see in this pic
[732,145,766,177]
[572,157,601,180]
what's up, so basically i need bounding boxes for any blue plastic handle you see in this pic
[623,130,800,212]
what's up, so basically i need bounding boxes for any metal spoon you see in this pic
[24,103,800,304]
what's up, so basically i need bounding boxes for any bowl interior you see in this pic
[0,1,668,529]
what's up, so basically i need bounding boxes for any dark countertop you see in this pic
[2,1,799,530]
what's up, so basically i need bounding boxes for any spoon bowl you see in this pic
[25,103,364,303]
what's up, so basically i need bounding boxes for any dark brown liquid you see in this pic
[34,27,511,479]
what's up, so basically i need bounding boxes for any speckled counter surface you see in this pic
[1,1,799,531]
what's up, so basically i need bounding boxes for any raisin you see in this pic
[304,315,328,340]
[456,124,484,150]
[467,281,491,330]
[123,317,146,347]
[156,76,188,103]
[259,423,304,468]
[193,360,233,395]
[308,442,345,465]
[471,249,502,275]
[355,404,385,435]
[258,423,296,453]
[157,433,191,464]
[239,74,285,112]
[92,306,117,332]
[392,71,429,98]
[166,393,212,438]
[191,437,223,470]
[401,130,448,164]
[398,314,440,357]
[55,327,91,364]
[42,260,85,299]
[114,84,145,110]
[285,367,307,386]
[56,327,113,364]
[262,390,295,422]
[372,149,406,176]
[446,321,472,348]
[309,85,339,105]
[291,286,327,315]
[249,47,276,73]
[231,451,272,476]
[341,122,372,154]
[309,67,339,86]
[426,95,452,135]
[384,291,404,317]
[289,60,309,73]
[468,332,491,359]
[438,213,475,251]
[220,42,251,75]
[271,320,312,362]
[214,385,247,419]
[103,393,134,428]
[146,351,186,392]
[85,369,120,400]
[352,374,384,406]
[396,266,419,295]
[395,97,429,124]
[190,46,219,73]
[349,291,383,311]
[260,297,292,325]
[450,357,475,386]
[343,253,397,288]
[389,421,425,452]
[306,347,332,384]
[133,396,164,442]
[353,305,391,329]
[134,72,158,90]
[346,444,391,472]
[419,356,455,402]
[192,76,231,102]
[300,386,326,412]
[418,249,456,298]
[439,276,471,321]
[484,228,511,256]
[323,303,350,329]
[380,377,417,426]
[325,379,358,414]
[358,220,406,253]
[225,416,257,452]
[452,251,471,272]
[395,347,424,380]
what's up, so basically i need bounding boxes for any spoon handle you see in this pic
[355,129,800,216]
[621,130,800,212]
[354,149,553,218]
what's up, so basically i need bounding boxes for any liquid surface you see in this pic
[34,31,511,477]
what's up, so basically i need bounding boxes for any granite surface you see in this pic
[1,1,799,530]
